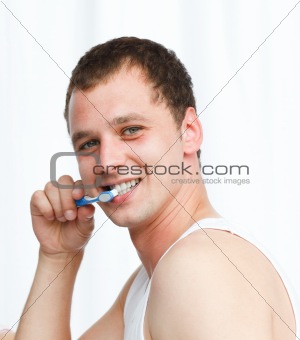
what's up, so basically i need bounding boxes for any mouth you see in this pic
[104,178,141,196]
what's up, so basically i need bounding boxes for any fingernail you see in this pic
[64,210,76,220]
[73,188,82,195]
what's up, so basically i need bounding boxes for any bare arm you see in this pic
[16,251,83,340]
[15,176,95,340]
[147,230,277,340]
[15,175,141,339]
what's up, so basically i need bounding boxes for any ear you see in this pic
[181,107,203,155]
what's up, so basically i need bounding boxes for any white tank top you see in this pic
[124,217,299,339]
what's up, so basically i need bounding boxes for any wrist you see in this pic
[38,248,84,273]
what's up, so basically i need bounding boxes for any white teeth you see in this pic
[109,179,140,195]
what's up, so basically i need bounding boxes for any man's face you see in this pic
[69,66,186,229]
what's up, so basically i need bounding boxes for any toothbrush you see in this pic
[75,189,118,207]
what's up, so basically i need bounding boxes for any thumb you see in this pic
[76,204,95,237]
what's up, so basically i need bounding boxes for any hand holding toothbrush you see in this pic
[30,176,96,258]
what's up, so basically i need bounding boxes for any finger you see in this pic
[76,204,95,236]
[44,181,67,222]
[30,190,55,221]
[72,180,85,200]
[57,175,77,221]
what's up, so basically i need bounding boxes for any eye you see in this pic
[123,126,141,136]
[79,139,99,150]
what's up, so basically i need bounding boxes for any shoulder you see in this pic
[152,228,279,292]
[146,228,282,339]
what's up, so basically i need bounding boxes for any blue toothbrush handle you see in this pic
[75,189,118,207]
[75,196,98,207]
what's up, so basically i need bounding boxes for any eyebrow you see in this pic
[71,112,150,146]
[110,112,150,126]
[71,131,94,146]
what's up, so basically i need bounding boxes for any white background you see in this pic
[0,0,299,337]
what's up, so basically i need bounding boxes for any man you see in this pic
[15,37,297,339]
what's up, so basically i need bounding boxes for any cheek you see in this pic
[134,135,176,164]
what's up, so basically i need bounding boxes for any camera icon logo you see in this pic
[50,151,101,189]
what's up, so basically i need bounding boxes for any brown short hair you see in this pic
[64,36,200,157]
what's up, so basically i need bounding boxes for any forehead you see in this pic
[68,67,170,133]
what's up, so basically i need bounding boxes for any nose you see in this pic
[97,137,127,175]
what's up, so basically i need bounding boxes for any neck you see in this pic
[128,181,221,277]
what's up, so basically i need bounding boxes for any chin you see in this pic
[109,208,154,229]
